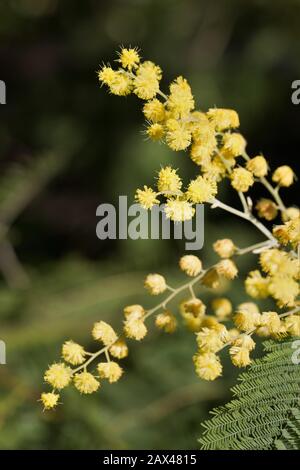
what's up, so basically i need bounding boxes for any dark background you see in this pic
[0,0,299,449]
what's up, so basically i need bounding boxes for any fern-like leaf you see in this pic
[273,408,300,450]
[199,338,300,450]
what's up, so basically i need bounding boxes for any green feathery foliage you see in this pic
[273,408,300,450]
[199,338,300,450]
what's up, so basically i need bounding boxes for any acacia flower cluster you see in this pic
[41,47,299,410]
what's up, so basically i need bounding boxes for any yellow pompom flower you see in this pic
[285,217,300,248]
[232,334,255,351]
[216,259,238,280]
[231,167,254,192]
[62,340,86,366]
[285,315,300,336]
[259,311,282,335]
[167,76,195,118]
[211,298,232,320]
[74,372,100,394]
[201,268,220,289]
[40,392,60,410]
[124,317,147,340]
[245,270,270,299]
[256,323,285,339]
[123,304,145,319]
[155,311,177,333]
[228,328,240,342]
[180,299,206,331]
[260,248,284,275]
[165,119,192,151]
[196,327,223,353]
[44,363,72,390]
[135,185,159,209]
[207,108,240,131]
[230,347,251,368]
[255,198,278,220]
[109,339,129,359]
[98,65,116,86]
[190,142,213,166]
[273,224,291,245]
[213,239,236,258]
[260,249,298,277]
[108,71,132,96]
[144,273,167,295]
[179,255,202,277]
[117,47,140,70]
[92,321,118,346]
[181,314,203,332]
[157,166,182,193]
[193,352,222,381]
[222,133,246,157]
[133,61,161,100]
[246,156,268,177]
[164,198,195,222]
[180,298,206,318]
[238,302,260,314]
[97,361,123,383]
[146,123,164,141]
[202,158,228,182]
[186,176,217,203]
[283,207,300,221]
[273,219,300,247]
[234,303,261,331]
[191,116,215,142]
[213,323,230,342]
[201,316,220,329]
[143,98,165,122]
[268,275,299,307]
[272,165,294,187]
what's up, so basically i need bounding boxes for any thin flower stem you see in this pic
[157,190,183,197]
[211,198,277,242]
[238,191,250,214]
[279,307,300,319]
[157,89,168,101]
[260,176,287,213]
[72,346,108,375]
[236,240,277,256]
[144,269,208,320]
[189,284,196,299]
[166,284,176,292]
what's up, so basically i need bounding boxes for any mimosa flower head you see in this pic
[272,165,295,187]
[179,255,202,277]
[40,392,60,411]
[157,166,182,193]
[164,198,195,222]
[97,361,123,383]
[117,47,140,70]
[74,372,100,394]
[44,363,72,390]
[92,321,118,346]
[62,340,86,365]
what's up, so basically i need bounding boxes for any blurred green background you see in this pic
[0,0,299,450]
